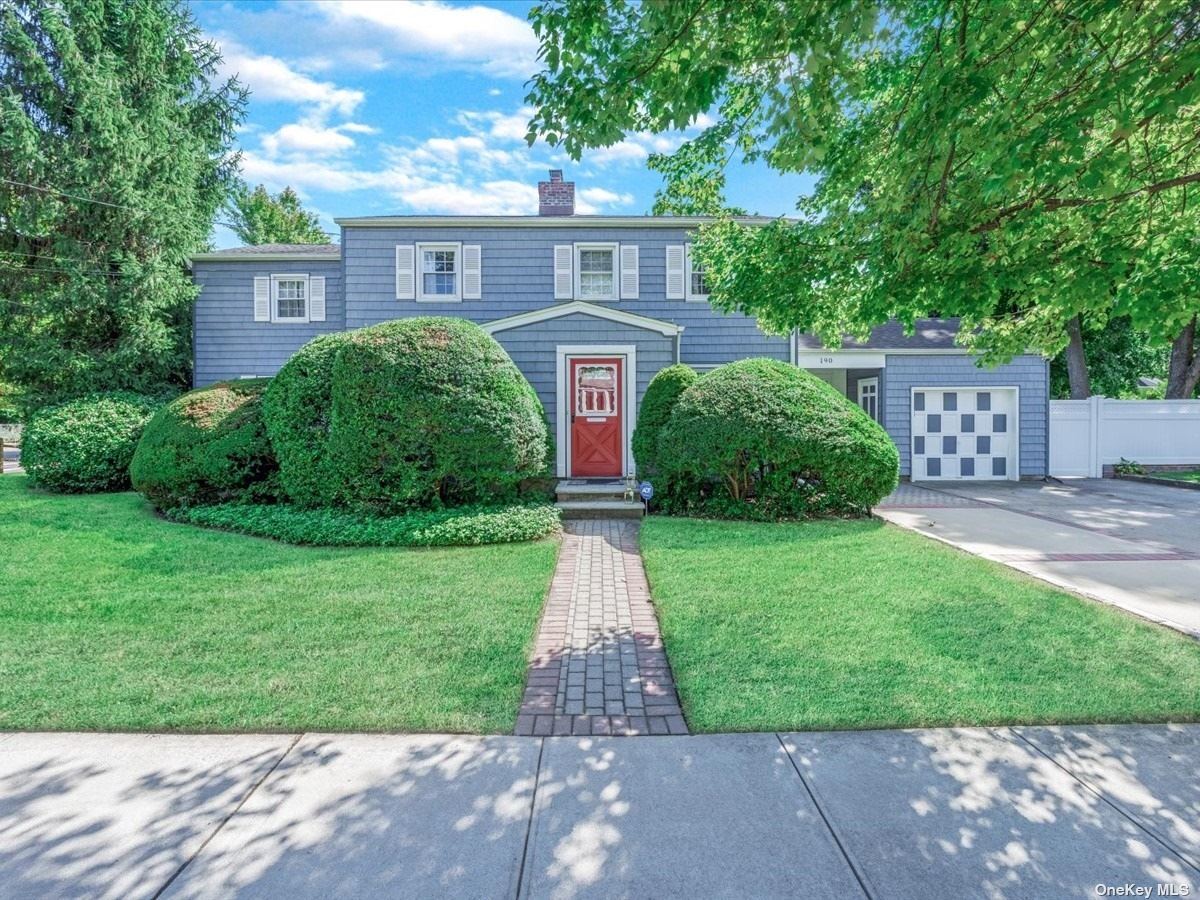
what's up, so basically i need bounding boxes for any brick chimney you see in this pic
[538,169,575,216]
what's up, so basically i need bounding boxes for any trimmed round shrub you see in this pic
[130,379,279,509]
[22,392,160,493]
[261,332,354,507]
[632,364,697,477]
[658,358,899,518]
[326,318,550,513]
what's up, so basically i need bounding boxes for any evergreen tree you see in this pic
[226,183,328,246]
[0,0,245,409]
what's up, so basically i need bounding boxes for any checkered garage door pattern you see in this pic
[911,388,1018,480]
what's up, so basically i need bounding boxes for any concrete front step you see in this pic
[555,479,633,504]
[555,499,644,519]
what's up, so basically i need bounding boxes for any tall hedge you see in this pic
[21,392,160,493]
[130,379,278,509]
[632,364,697,477]
[261,332,353,507]
[312,318,550,513]
[658,358,899,518]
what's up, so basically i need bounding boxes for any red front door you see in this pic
[570,357,623,477]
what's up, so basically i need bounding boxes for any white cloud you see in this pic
[488,87,503,96]
[261,123,356,157]
[218,40,363,117]
[315,0,539,78]
[579,187,634,206]
[205,0,537,79]
[404,180,539,215]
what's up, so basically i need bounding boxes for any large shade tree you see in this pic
[527,1,1200,396]
[0,0,245,409]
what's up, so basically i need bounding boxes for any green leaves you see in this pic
[226,183,327,246]
[0,0,246,409]
[526,0,1200,366]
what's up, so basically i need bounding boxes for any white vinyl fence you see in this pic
[1050,397,1200,477]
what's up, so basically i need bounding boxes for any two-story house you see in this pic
[190,171,1049,482]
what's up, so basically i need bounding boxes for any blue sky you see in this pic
[192,0,814,246]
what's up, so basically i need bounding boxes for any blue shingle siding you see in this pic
[192,259,344,386]
[489,312,675,442]
[339,225,789,364]
[883,354,1049,477]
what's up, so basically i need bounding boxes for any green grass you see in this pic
[1154,469,1200,484]
[0,476,558,733]
[641,516,1200,732]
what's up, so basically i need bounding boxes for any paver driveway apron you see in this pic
[876,479,1200,637]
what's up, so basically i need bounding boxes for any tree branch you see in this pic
[973,171,1200,233]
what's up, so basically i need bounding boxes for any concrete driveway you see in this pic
[1,727,1197,899]
[877,479,1200,637]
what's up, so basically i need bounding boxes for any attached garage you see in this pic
[910,387,1018,481]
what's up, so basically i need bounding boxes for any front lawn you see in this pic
[0,476,558,732]
[641,516,1200,732]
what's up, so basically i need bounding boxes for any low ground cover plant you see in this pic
[22,392,160,493]
[657,358,898,518]
[170,501,561,547]
[130,379,278,508]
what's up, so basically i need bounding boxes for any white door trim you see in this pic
[555,344,638,477]
[910,385,1020,481]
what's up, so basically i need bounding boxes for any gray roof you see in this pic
[209,243,340,256]
[795,318,963,350]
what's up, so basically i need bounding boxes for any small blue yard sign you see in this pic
[638,481,654,501]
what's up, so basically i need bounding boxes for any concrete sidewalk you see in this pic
[2,726,1197,899]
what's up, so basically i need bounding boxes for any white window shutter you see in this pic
[254,276,270,321]
[461,244,482,299]
[619,244,639,299]
[665,245,686,300]
[395,245,416,299]
[309,275,326,322]
[553,245,573,299]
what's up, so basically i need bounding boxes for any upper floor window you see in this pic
[418,243,460,300]
[575,243,618,301]
[273,275,308,321]
[686,246,709,300]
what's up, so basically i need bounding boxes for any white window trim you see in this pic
[555,344,637,478]
[685,245,709,302]
[574,242,619,303]
[271,273,310,323]
[416,241,463,302]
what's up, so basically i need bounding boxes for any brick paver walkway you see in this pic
[515,519,688,737]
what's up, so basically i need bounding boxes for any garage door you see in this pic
[911,388,1018,480]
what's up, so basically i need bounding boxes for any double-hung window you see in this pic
[417,243,460,300]
[575,243,618,301]
[272,275,308,321]
[685,246,709,301]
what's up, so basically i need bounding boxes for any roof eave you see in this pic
[333,215,782,228]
